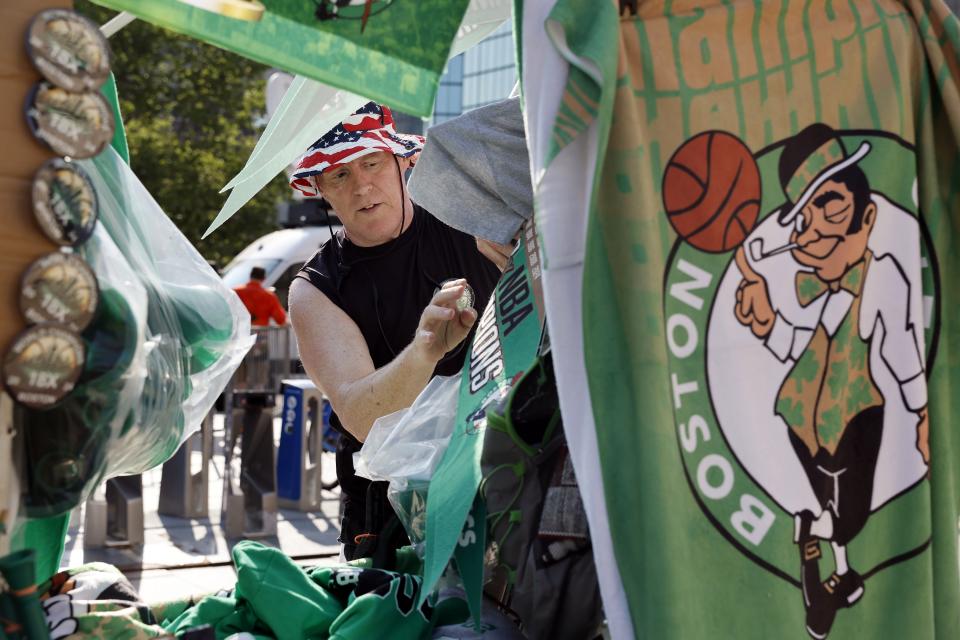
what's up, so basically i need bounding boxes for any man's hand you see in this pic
[916,407,930,465]
[476,237,514,272]
[411,279,478,364]
[734,246,775,338]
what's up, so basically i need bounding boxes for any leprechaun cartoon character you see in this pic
[733,123,929,639]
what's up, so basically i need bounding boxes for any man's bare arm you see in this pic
[289,277,476,442]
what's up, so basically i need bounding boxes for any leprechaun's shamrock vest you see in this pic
[776,252,883,456]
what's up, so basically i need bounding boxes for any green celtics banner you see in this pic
[538,0,960,638]
[421,220,545,612]
[87,0,468,116]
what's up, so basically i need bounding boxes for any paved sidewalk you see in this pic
[59,412,344,602]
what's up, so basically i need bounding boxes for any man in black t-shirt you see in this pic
[288,102,509,560]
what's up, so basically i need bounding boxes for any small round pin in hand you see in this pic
[437,279,474,312]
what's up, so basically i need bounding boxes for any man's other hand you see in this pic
[413,279,478,363]
[476,237,514,271]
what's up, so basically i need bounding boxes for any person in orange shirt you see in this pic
[233,266,287,326]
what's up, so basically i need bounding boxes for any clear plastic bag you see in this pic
[388,480,430,545]
[355,374,460,545]
[17,148,252,517]
[356,374,460,486]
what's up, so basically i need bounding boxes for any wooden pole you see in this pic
[0,1,71,351]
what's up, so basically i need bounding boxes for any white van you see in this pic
[221,224,338,310]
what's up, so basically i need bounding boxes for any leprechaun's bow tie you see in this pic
[794,260,866,307]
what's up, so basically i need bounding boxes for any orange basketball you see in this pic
[662,131,761,253]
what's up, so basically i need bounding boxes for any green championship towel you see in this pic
[530,0,960,638]
[86,0,469,117]
[421,220,546,614]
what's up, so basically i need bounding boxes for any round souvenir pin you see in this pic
[20,252,99,333]
[25,83,115,159]
[457,285,475,311]
[32,159,98,247]
[3,324,84,409]
[26,9,112,93]
[437,279,475,311]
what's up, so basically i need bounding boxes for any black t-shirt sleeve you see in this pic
[296,245,340,302]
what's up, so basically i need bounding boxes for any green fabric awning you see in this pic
[89,0,470,117]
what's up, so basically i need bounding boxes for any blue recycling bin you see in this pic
[277,379,327,506]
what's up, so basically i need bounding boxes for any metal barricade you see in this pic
[220,389,277,538]
[83,475,144,548]
[219,324,310,537]
[232,325,296,393]
[158,411,213,519]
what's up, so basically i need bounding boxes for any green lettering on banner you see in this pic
[420,220,545,614]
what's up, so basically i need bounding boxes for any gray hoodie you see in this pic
[408,97,532,245]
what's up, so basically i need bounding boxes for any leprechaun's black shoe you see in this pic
[823,570,864,608]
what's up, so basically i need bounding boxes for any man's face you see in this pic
[788,178,875,282]
[317,151,412,247]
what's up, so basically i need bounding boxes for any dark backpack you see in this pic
[479,354,604,639]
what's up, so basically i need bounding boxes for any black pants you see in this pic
[335,437,409,562]
[788,405,884,546]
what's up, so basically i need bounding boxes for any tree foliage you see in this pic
[75,1,287,267]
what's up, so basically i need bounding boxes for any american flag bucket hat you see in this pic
[290,102,425,197]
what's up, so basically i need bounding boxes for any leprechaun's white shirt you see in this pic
[763,252,927,413]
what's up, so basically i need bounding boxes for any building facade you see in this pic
[431,22,516,126]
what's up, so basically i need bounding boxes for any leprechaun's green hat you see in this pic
[777,123,871,226]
